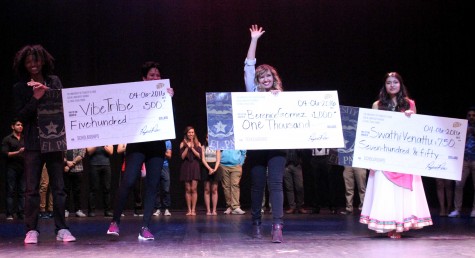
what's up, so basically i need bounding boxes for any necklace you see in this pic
[388,101,398,111]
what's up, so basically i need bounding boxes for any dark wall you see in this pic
[1,1,473,211]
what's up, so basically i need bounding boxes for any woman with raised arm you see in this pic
[244,24,286,243]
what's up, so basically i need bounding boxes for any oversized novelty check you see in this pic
[62,79,175,149]
[352,108,467,180]
[206,91,344,150]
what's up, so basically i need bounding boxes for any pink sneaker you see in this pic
[138,227,154,240]
[107,222,119,236]
[56,229,76,242]
[24,230,39,244]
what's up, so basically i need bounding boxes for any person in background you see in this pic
[308,148,339,214]
[38,165,53,219]
[436,178,453,217]
[63,148,87,218]
[2,119,25,220]
[359,72,433,239]
[86,145,113,217]
[201,134,222,216]
[154,140,172,216]
[12,44,75,243]
[261,178,272,214]
[448,107,475,218]
[220,149,247,215]
[179,126,202,216]
[244,24,286,243]
[107,61,174,240]
[340,166,367,215]
[284,149,309,214]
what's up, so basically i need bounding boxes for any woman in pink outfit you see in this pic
[359,72,433,239]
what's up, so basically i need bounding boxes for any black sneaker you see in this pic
[134,209,143,217]
[40,212,50,219]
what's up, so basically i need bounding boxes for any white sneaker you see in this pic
[25,230,39,244]
[56,229,76,242]
[164,209,171,216]
[65,210,69,218]
[471,210,475,218]
[153,209,161,216]
[223,207,232,214]
[448,210,460,218]
[75,210,87,217]
[232,208,246,215]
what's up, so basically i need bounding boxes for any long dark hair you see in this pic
[141,61,160,77]
[377,72,410,112]
[183,126,200,146]
[13,44,55,80]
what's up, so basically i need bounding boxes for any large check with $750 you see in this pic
[352,108,467,180]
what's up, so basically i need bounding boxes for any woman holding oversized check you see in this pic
[244,24,286,243]
[359,72,433,239]
[107,61,174,241]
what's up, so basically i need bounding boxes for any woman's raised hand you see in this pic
[249,24,265,39]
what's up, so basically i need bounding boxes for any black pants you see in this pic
[309,156,338,210]
[88,165,111,213]
[5,166,25,217]
[64,172,83,212]
[23,150,68,233]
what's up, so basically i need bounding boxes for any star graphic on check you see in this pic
[214,121,227,133]
[45,121,58,134]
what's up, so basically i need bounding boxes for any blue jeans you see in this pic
[23,150,67,233]
[248,150,286,225]
[155,166,171,209]
[112,142,164,228]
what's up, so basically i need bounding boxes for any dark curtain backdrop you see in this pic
[1,0,473,211]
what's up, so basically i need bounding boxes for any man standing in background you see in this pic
[2,119,25,220]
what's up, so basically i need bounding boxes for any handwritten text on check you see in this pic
[62,79,175,149]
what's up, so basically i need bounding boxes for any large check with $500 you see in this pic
[62,79,175,149]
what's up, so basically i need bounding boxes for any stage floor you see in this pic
[1,208,475,258]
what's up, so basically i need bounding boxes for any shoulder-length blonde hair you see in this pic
[254,64,283,92]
